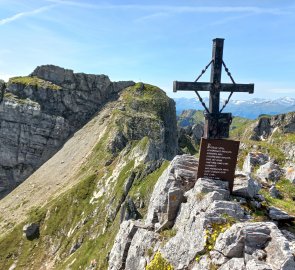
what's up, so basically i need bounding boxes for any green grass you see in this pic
[0,82,176,270]
[9,76,62,90]
[260,178,295,216]
[177,110,204,127]
[230,117,254,139]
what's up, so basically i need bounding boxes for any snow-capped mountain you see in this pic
[174,97,295,119]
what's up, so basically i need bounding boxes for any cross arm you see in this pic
[173,81,254,94]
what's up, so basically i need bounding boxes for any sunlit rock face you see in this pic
[0,65,134,197]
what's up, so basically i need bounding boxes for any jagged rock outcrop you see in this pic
[145,154,198,231]
[232,173,261,199]
[243,152,269,174]
[0,82,178,270]
[0,65,135,197]
[109,154,295,270]
[256,161,283,182]
[250,112,295,141]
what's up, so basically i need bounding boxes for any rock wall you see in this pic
[0,65,134,197]
[251,112,295,140]
[109,154,295,270]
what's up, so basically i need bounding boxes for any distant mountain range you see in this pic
[174,97,295,119]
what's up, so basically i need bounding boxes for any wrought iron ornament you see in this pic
[173,38,254,139]
[0,83,4,104]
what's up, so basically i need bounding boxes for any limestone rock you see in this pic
[213,222,295,270]
[250,117,272,140]
[268,206,295,222]
[242,152,269,174]
[108,220,138,270]
[233,173,261,199]
[120,197,141,223]
[125,228,159,270]
[250,112,295,141]
[145,154,198,230]
[161,178,243,269]
[256,161,283,182]
[269,185,281,198]
[284,164,295,184]
[108,155,295,270]
[218,258,246,270]
[245,260,272,270]
[0,66,135,197]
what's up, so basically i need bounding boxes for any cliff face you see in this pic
[0,65,134,197]
[0,82,178,270]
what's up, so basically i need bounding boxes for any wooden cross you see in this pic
[174,38,254,139]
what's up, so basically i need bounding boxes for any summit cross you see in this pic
[173,38,254,139]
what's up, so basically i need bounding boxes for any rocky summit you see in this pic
[0,65,134,197]
[0,66,295,270]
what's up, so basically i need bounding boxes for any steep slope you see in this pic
[0,83,177,270]
[0,65,134,197]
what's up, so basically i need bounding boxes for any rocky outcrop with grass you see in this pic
[0,65,134,197]
[109,154,295,270]
[0,82,178,270]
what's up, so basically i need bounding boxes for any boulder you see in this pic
[233,173,261,199]
[256,161,283,182]
[213,222,295,270]
[268,206,295,222]
[243,152,269,174]
[145,154,198,230]
[23,223,40,240]
[245,260,272,270]
[120,197,141,223]
[269,185,281,198]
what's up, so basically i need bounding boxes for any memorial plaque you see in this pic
[197,138,240,192]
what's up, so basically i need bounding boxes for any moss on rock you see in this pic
[9,76,62,90]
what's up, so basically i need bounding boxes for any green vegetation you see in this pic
[0,82,174,270]
[146,251,174,270]
[121,83,171,120]
[9,76,62,90]
[230,116,254,139]
[177,110,204,127]
[261,178,295,216]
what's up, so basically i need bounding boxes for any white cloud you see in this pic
[0,5,56,26]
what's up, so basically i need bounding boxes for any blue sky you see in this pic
[0,0,295,100]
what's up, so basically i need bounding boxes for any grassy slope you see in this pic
[229,113,295,228]
[0,83,172,270]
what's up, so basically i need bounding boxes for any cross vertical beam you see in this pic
[173,38,254,139]
[209,38,224,114]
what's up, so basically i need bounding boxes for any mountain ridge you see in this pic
[174,96,295,119]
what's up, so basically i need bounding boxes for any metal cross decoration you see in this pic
[174,38,254,139]
[0,83,4,104]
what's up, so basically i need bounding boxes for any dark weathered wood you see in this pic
[173,81,254,93]
[210,38,224,113]
[197,138,240,192]
[173,38,254,139]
